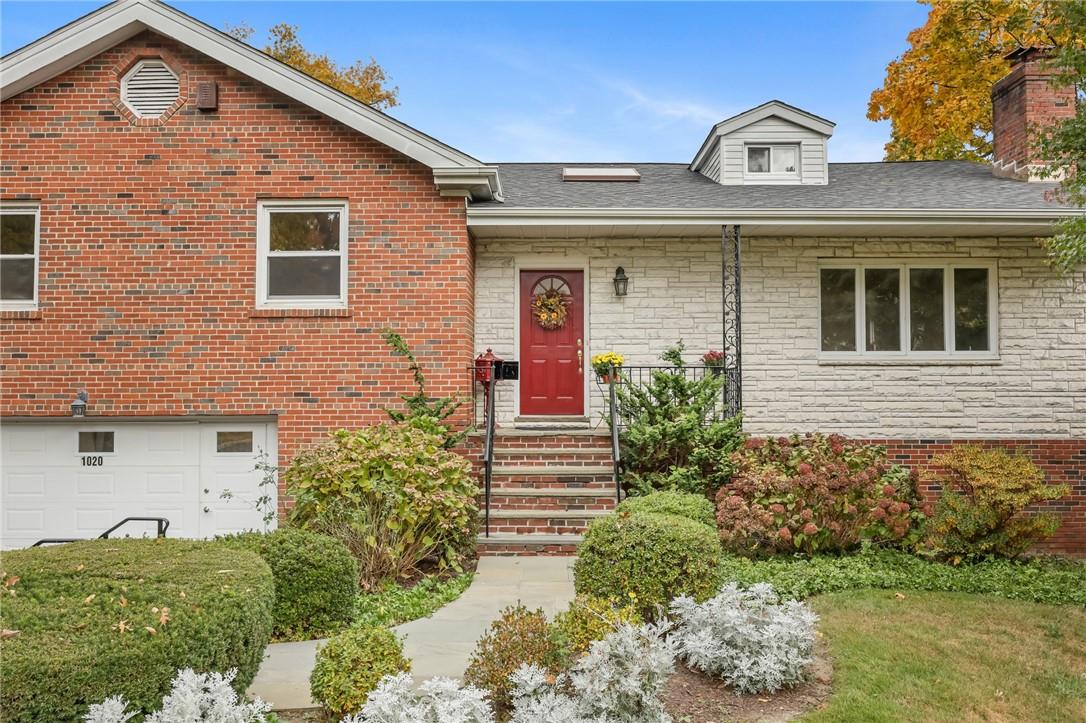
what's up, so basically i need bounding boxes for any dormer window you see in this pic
[746,145,799,176]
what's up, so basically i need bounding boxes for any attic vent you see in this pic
[121,59,180,117]
[562,167,641,182]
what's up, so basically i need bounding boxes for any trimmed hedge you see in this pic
[219,527,358,639]
[574,512,722,618]
[310,625,410,716]
[616,490,717,528]
[719,547,1086,606]
[0,538,274,723]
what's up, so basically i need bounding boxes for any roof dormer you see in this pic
[690,101,835,186]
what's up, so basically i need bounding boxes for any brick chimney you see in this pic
[991,46,1076,181]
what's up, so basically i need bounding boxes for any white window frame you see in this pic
[75,429,117,457]
[0,204,40,311]
[817,259,999,362]
[744,144,800,178]
[256,200,349,309]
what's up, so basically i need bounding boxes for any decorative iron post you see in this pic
[721,224,742,418]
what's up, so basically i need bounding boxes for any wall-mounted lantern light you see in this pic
[613,267,629,297]
[71,390,88,417]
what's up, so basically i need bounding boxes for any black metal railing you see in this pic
[482,375,497,537]
[595,364,733,431]
[32,516,171,547]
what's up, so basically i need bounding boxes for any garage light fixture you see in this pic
[71,390,88,417]
[613,267,629,297]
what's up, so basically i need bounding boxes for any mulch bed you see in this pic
[661,643,833,722]
[275,640,833,723]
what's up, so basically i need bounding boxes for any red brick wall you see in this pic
[0,32,475,507]
[991,53,1077,172]
[870,439,1085,556]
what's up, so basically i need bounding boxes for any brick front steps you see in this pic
[474,429,617,556]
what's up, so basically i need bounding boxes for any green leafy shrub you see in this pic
[574,512,722,618]
[616,490,716,528]
[0,539,274,723]
[616,342,745,496]
[354,572,474,628]
[921,445,1071,561]
[716,433,920,556]
[382,328,467,448]
[310,626,410,717]
[463,605,563,712]
[218,527,358,639]
[718,547,1086,606]
[552,595,643,658]
[285,424,478,589]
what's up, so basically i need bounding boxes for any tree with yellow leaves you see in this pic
[868,0,1060,161]
[227,23,398,110]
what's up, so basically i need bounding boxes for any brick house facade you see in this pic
[1,0,1083,553]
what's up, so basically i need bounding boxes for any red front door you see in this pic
[520,270,585,416]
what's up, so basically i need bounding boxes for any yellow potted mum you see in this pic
[591,351,625,383]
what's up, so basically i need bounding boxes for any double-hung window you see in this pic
[0,206,39,310]
[256,200,348,308]
[746,145,799,176]
[819,261,997,360]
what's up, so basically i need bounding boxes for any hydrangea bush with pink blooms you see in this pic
[715,433,924,556]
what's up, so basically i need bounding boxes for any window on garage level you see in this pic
[1,206,39,310]
[257,201,348,308]
[78,431,115,453]
[216,431,253,453]
[818,261,997,359]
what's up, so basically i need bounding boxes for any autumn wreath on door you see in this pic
[530,275,572,330]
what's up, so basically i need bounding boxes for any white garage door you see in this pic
[0,420,277,549]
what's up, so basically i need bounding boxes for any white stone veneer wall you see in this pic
[474,236,1086,438]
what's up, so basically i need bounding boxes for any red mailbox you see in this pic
[475,348,502,384]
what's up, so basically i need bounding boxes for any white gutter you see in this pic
[466,206,1078,228]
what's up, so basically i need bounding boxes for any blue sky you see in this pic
[0,1,929,163]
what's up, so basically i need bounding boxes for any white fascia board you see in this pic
[1,0,493,186]
[467,206,1074,229]
[432,167,503,201]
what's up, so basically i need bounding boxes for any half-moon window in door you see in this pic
[530,275,572,330]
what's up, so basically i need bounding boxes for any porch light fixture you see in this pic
[613,267,629,297]
[71,390,88,417]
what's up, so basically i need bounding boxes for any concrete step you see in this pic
[476,533,583,556]
[484,488,617,513]
[492,465,613,476]
[493,446,613,456]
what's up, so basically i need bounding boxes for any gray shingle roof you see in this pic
[472,161,1071,211]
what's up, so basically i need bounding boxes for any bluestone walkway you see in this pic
[247,556,576,711]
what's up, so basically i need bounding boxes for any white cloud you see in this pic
[601,78,730,127]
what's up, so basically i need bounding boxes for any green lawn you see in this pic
[803,590,1086,723]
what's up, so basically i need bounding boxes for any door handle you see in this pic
[576,348,583,373]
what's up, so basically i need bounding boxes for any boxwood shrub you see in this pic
[574,512,722,618]
[0,538,273,723]
[310,625,410,717]
[616,490,717,528]
[219,527,358,639]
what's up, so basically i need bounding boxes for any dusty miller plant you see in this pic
[345,672,494,723]
[83,668,271,723]
[669,583,817,694]
[510,621,676,723]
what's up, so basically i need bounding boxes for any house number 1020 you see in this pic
[81,455,104,466]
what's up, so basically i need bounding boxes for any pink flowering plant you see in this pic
[715,433,923,556]
[701,350,726,368]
